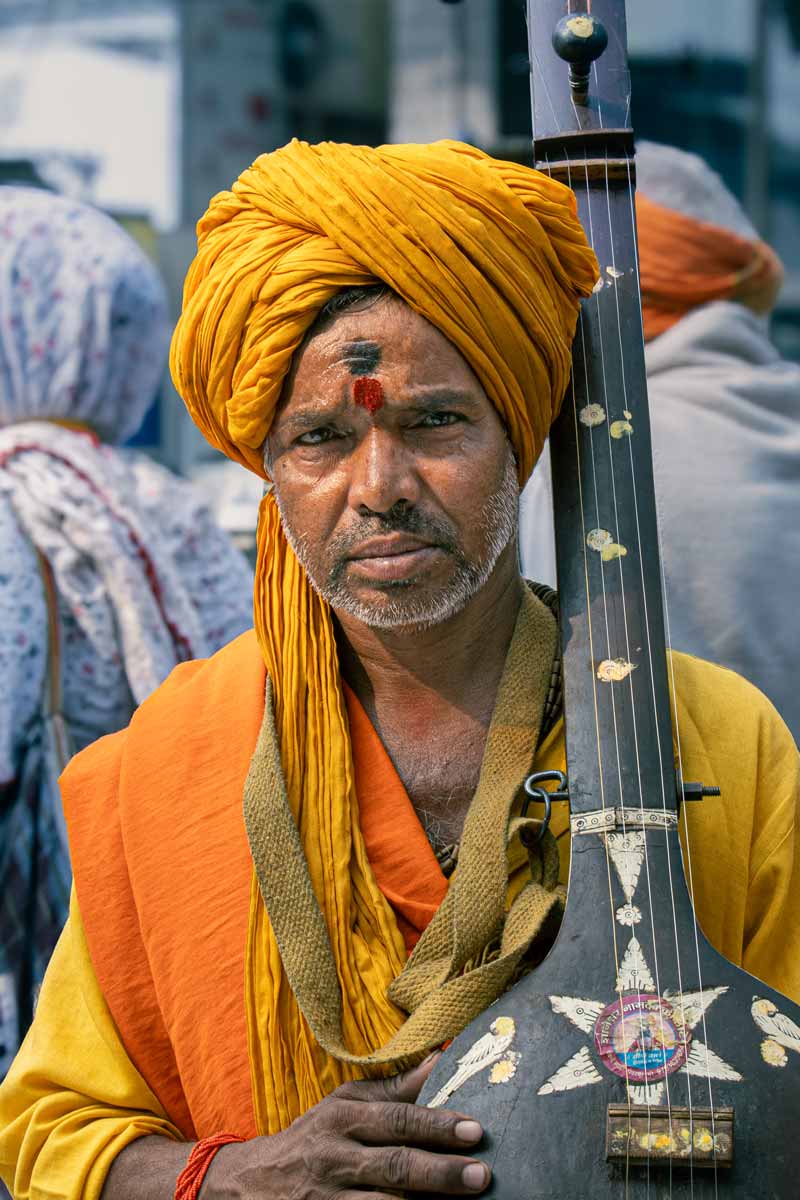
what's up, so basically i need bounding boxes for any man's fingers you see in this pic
[338,1194,397,1200]
[338,1099,483,1150]
[353,1145,491,1195]
[338,1194,407,1200]
[336,1054,441,1106]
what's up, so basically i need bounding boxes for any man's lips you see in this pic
[347,535,436,559]
[345,535,443,581]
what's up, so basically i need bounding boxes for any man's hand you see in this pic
[205,1056,490,1199]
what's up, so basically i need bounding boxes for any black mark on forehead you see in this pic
[340,340,381,376]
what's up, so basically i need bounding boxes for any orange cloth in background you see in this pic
[636,192,784,341]
[62,634,447,1140]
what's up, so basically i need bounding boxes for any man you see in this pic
[1,140,799,1200]
[520,141,800,743]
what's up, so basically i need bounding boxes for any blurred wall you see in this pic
[390,0,496,145]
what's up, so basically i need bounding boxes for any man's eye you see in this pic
[417,412,462,428]
[295,428,340,446]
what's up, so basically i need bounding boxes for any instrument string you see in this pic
[593,32,715,1194]
[528,42,559,130]
[553,149,632,1198]
[581,152,665,1193]
[573,142,649,1192]
[623,153,720,1196]
[604,150,700,1197]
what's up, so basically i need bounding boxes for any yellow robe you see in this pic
[1,651,799,1200]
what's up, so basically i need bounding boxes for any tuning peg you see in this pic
[552,13,608,104]
[676,776,722,804]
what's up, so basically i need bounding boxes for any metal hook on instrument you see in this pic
[520,770,569,845]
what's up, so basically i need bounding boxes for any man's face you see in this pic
[266,296,519,630]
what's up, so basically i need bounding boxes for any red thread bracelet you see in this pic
[174,1132,245,1200]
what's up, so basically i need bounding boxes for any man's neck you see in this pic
[335,545,525,729]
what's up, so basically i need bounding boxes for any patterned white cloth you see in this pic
[0,188,254,1073]
[0,426,256,770]
[0,185,255,778]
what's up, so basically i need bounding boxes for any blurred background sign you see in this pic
[180,0,287,226]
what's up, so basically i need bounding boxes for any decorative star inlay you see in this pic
[538,937,742,1104]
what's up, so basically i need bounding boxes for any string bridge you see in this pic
[606,1104,734,1168]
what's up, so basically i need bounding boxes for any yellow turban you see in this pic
[169,141,599,1119]
[171,138,598,484]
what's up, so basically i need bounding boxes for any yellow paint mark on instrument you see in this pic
[580,403,606,427]
[489,1055,519,1085]
[586,529,628,561]
[761,1037,788,1067]
[587,528,612,551]
[638,1131,679,1152]
[610,418,634,439]
[493,1016,515,1036]
[597,658,636,682]
[566,15,594,37]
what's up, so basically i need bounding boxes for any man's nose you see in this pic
[347,428,420,514]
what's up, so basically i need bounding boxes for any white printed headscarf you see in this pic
[0,186,169,441]
[0,188,209,754]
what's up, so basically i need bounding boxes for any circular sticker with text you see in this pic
[594,994,690,1083]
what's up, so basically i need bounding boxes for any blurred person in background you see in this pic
[519,140,800,743]
[0,187,254,1079]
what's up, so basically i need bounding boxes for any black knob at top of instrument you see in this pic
[552,13,609,102]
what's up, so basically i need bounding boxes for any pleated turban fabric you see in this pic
[169,144,598,1094]
[171,138,598,485]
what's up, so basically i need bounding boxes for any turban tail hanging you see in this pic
[170,139,598,1114]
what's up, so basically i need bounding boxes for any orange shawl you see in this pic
[63,632,448,1140]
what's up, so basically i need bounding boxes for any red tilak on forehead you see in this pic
[353,376,383,415]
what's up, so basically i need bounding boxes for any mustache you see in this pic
[327,504,460,563]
